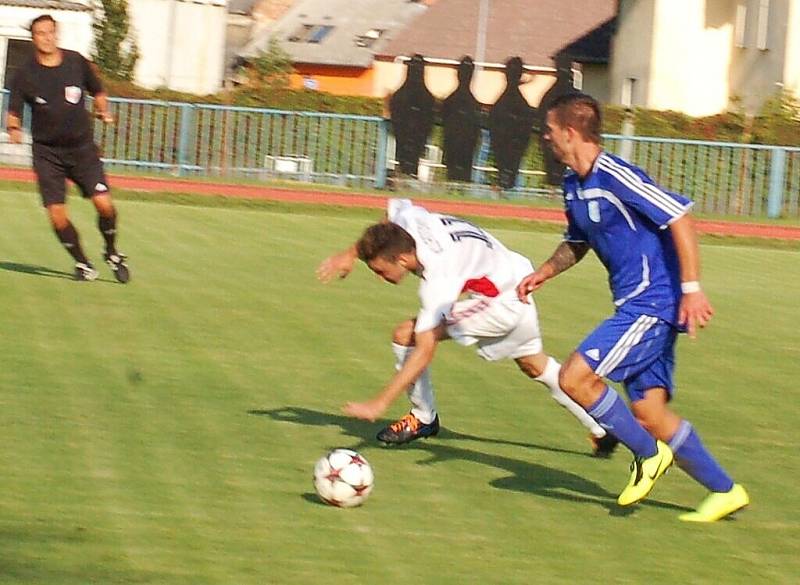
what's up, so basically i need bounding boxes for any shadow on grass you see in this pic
[249,406,692,515]
[0,261,73,279]
[0,261,117,283]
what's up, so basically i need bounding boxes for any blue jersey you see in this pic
[562,152,693,325]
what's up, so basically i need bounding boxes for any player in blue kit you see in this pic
[517,93,748,521]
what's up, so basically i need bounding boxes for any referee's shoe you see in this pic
[104,252,131,284]
[74,262,99,281]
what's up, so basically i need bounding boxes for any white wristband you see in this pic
[681,281,701,294]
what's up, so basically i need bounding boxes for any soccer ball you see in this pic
[313,448,374,507]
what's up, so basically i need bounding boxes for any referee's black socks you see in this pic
[98,213,118,256]
[54,222,90,264]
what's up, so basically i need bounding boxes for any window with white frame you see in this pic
[621,77,636,109]
[756,0,770,50]
[734,2,747,48]
[4,39,33,90]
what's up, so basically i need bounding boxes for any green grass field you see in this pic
[0,187,798,585]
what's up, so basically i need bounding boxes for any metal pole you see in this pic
[374,118,390,188]
[767,147,786,218]
[475,0,489,70]
[177,103,193,176]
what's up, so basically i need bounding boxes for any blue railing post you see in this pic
[472,129,491,185]
[768,147,786,218]
[374,118,390,188]
[177,103,194,176]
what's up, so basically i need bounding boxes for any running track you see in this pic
[2,167,799,240]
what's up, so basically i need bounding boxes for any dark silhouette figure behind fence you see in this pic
[538,54,577,185]
[441,56,482,182]
[488,57,537,190]
[389,54,436,177]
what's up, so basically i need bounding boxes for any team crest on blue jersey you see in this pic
[588,200,601,223]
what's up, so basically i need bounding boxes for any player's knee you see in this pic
[558,359,601,406]
[47,208,69,230]
[392,320,415,346]
[515,361,538,379]
[515,355,546,379]
[557,362,583,396]
[98,203,115,218]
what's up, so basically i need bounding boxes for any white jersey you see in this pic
[388,199,534,333]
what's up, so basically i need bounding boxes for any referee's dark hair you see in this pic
[547,93,602,144]
[30,14,57,31]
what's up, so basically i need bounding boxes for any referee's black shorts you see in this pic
[32,141,109,207]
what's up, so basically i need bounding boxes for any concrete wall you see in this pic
[129,0,227,95]
[611,0,799,115]
[648,0,732,116]
[372,59,556,106]
[610,0,655,109]
[579,63,610,103]
[784,0,800,95]
[729,0,792,112]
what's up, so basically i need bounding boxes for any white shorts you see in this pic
[445,295,543,361]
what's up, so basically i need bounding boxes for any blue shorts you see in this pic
[577,311,678,402]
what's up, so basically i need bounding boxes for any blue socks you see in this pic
[587,387,734,493]
[669,420,734,493]
[587,386,658,458]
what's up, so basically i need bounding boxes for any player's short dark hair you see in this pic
[547,92,602,144]
[356,222,416,262]
[30,14,57,31]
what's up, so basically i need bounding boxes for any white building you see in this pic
[611,0,800,115]
[0,0,93,90]
[129,0,228,95]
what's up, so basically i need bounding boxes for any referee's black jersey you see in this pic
[8,49,104,147]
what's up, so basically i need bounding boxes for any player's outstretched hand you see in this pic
[96,111,115,125]
[679,290,714,339]
[8,128,22,144]
[516,271,548,303]
[317,249,356,283]
[342,399,387,422]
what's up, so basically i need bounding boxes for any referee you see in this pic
[5,14,130,283]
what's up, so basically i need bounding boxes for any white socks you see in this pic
[535,357,606,438]
[392,343,437,424]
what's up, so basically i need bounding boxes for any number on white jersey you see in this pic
[439,217,493,248]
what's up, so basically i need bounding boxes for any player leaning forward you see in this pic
[517,92,749,521]
[318,198,618,455]
[6,14,129,282]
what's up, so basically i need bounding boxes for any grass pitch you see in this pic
[0,187,798,585]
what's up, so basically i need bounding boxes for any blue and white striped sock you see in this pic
[669,420,734,493]
[587,386,658,458]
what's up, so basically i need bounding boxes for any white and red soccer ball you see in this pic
[313,448,374,507]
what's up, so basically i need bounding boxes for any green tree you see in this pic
[243,37,294,89]
[92,0,139,81]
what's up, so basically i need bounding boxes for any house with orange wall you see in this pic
[239,0,431,95]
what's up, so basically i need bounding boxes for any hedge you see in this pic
[102,78,800,146]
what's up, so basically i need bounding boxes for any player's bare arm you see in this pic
[343,329,439,421]
[317,244,358,283]
[5,112,23,144]
[516,240,590,301]
[669,214,714,338]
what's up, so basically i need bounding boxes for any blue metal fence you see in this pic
[603,135,800,218]
[1,90,799,218]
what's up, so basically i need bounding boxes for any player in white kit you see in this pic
[318,198,617,453]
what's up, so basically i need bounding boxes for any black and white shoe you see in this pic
[590,432,620,458]
[74,262,99,281]
[377,413,440,445]
[104,252,130,284]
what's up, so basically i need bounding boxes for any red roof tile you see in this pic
[378,0,616,67]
